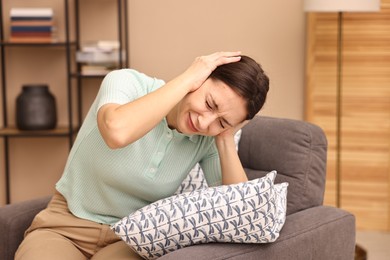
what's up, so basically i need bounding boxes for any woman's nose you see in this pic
[198,112,218,131]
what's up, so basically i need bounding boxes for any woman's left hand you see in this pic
[215,120,250,184]
[216,120,249,141]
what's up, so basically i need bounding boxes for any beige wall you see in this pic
[0,0,306,205]
[128,0,306,119]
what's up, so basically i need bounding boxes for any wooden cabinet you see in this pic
[305,0,390,230]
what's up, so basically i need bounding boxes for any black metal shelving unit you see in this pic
[0,0,129,204]
[73,0,129,126]
[0,0,77,204]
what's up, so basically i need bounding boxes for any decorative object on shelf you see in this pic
[16,84,57,130]
[80,65,112,76]
[9,7,55,43]
[76,40,125,75]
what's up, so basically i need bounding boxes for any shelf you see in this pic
[0,41,77,47]
[0,126,76,137]
[0,0,129,204]
[71,73,107,78]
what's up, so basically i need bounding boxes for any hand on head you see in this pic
[183,51,242,93]
[216,120,249,140]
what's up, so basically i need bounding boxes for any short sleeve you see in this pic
[94,69,165,114]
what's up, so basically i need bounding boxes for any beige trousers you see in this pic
[15,191,142,260]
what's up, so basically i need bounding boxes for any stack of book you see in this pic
[76,41,125,75]
[9,8,55,43]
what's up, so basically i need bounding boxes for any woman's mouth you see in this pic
[188,114,198,132]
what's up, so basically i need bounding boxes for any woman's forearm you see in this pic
[216,135,248,185]
[97,75,191,149]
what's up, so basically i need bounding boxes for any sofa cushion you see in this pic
[238,116,327,215]
[174,129,242,195]
[157,206,356,260]
[112,171,288,259]
[0,196,51,260]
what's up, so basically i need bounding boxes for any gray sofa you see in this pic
[0,116,356,260]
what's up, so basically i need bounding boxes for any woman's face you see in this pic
[168,78,247,136]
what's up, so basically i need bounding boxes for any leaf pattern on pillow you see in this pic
[112,171,288,260]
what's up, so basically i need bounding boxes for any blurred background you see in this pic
[0,1,389,257]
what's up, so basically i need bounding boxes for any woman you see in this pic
[16,52,269,259]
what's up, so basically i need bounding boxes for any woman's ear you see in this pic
[189,78,208,94]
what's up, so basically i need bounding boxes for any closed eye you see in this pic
[219,119,225,129]
[206,101,212,110]
[206,101,225,128]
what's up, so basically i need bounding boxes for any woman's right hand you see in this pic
[181,51,241,92]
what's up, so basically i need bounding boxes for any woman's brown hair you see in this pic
[209,55,269,119]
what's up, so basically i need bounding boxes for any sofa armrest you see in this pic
[239,116,328,215]
[159,206,355,260]
[0,196,51,260]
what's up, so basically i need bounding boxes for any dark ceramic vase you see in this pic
[16,84,57,130]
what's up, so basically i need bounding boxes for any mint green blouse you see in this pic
[56,69,222,225]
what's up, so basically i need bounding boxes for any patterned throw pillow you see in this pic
[174,129,242,194]
[174,164,208,194]
[112,171,288,259]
